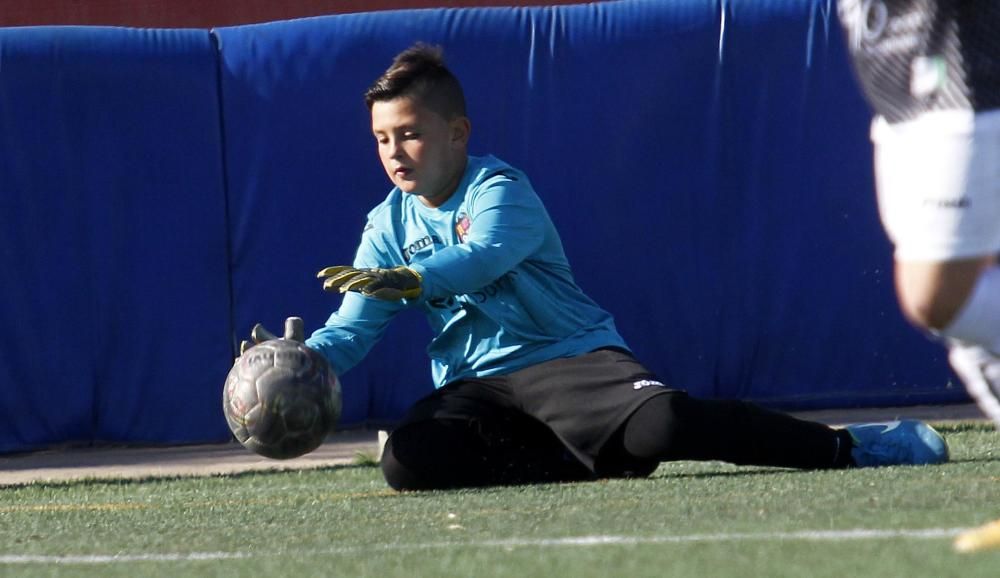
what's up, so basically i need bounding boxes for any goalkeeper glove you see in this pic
[316,266,423,301]
[239,316,305,355]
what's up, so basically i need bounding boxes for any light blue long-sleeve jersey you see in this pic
[306,155,628,388]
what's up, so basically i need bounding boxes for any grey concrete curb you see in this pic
[0,430,379,487]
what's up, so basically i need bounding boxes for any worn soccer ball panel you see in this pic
[222,340,342,460]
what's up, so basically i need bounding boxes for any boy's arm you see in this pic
[320,178,545,301]
[412,178,545,298]
[306,221,408,375]
[305,292,403,377]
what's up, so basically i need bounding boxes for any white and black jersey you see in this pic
[838,0,1000,123]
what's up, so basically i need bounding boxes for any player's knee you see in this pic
[622,393,688,461]
[895,275,968,331]
[379,434,422,491]
[895,259,991,332]
[897,294,957,331]
[379,419,488,491]
[899,278,971,332]
[379,423,453,491]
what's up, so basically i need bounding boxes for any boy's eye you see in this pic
[403,132,420,140]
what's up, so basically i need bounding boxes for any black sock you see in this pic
[834,428,857,468]
[619,392,854,470]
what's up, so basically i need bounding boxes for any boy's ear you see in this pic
[449,116,471,147]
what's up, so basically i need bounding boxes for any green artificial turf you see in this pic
[1,422,999,577]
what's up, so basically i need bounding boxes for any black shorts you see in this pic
[394,348,678,472]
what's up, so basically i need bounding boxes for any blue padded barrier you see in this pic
[0,27,233,451]
[0,1,966,453]
[215,0,961,426]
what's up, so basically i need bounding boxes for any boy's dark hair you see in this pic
[364,43,467,119]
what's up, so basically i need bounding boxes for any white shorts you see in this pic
[872,109,1000,261]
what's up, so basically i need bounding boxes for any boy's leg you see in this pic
[604,392,948,470]
[380,380,592,491]
[503,348,923,476]
[511,348,856,471]
[502,348,945,474]
[603,392,855,470]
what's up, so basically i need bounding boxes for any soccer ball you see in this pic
[223,339,342,460]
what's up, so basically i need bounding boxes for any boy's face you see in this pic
[371,96,469,208]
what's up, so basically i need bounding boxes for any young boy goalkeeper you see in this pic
[258,43,949,490]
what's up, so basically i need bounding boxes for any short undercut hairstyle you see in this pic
[364,43,467,120]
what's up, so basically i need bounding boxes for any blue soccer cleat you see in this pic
[845,420,949,467]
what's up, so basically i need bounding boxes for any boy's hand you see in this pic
[317,266,423,301]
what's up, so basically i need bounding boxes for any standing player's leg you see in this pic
[874,112,1000,424]
[837,0,1000,550]
[837,0,1000,425]
[898,257,1000,424]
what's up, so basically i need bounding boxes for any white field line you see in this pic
[0,552,249,564]
[0,527,967,564]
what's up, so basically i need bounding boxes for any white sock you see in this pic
[937,265,1000,426]
[949,343,1000,427]
[940,265,1000,354]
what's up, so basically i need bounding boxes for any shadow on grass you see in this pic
[651,466,813,482]
[945,456,1000,465]
[935,421,999,434]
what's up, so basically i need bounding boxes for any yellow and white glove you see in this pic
[317,266,422,301]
